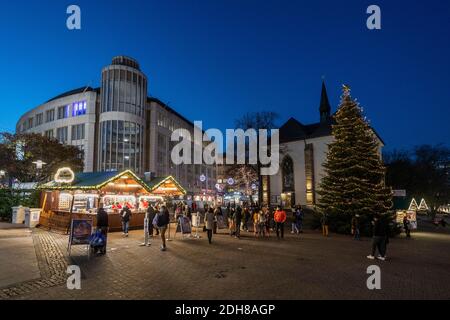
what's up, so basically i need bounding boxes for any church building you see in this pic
[266,82,384,208]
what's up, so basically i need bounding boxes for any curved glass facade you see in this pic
[99,120,143,174]
[100,57,147,117]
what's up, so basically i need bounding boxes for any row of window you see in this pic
[44,124,85,143]
[157,112,177,132]
[100,69,147,116]
[99,120,143,174]
[21,101,87,132]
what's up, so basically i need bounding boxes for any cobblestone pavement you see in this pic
[2,225,450,300]
[0,229,69,299]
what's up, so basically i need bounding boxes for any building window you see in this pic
[168,119,175,132]
[46,109,55,123]
[35,113,43,126]
[304,144,315,205]
[281,155,295,193]
[72,101,87,117]
[27,117,33,129]
[157,113,167,128]
[45,129,54,139]
[99,120,143,174]
[57,105,69,120]
[56,127,68,144]
[71,124,85,141]
[76,145,84,160]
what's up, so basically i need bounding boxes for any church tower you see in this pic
[319,81,331,122]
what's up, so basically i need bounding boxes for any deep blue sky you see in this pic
[1,0,449,151]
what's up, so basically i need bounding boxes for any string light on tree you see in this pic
[317,85,393,234]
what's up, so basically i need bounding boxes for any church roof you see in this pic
[279,117,335,143]
[279,116,385,145]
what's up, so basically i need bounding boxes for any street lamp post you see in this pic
[32,160,47,181]
[0,170,5,188]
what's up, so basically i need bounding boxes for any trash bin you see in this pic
[25,209,41,228]
[12,206,27,224]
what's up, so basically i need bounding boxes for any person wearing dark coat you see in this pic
[351,214,361,240]
[120,206,132,237]
[367,214,389,261]
[96,206,109,254]
[146,205,157,237]
[403,215,411,238]
[234,206,243,238]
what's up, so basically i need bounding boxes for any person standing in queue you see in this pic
[147,204,157,238]
[156,205,170,251]
[204,207,215,244]
[234,205,243,239]
[274,206,287,239]
[120,205,132,237]
[96,204,109,254]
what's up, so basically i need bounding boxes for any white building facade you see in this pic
[16,56,216,195]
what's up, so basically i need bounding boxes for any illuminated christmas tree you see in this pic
[317,85,393,234]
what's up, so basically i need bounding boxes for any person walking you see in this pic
[292,205,302,234]
[321,212,329,237]
[204,207,215,244]
[258,208,266,238]
[264,206,271,238]
[234,205,243,239]
[155,205,170,251]
[213,206,223,234]
[351,214,361,240]
[96,205,109,254]
[252,208,259,237]
[243,206,250,232]
[274,206,287,239]
[228,206,235,236]
[120,205,132,237]
[403,215,411,238]
[367,214,389,261]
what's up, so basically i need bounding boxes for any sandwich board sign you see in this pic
[68,219,93,256]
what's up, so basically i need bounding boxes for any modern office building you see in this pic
[16,56,216,195]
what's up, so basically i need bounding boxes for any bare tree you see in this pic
[234,111,279,204]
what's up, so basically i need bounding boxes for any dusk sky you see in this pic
[1,0,449,151]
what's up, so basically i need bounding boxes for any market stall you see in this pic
[38,169,186,233]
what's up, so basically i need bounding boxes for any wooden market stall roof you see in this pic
[39,170,152,193]
[146,175,187,196]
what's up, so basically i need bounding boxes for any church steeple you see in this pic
[319,80,331,122]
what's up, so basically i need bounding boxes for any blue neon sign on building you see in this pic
[72,101,87,117]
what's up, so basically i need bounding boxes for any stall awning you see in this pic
[146,176,186,196]
[39,170,152,193]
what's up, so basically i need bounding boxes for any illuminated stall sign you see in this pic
[55,167,75,184]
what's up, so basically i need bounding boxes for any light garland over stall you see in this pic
[38,169,186,233]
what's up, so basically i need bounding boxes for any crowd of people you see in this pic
[93,200,417,262]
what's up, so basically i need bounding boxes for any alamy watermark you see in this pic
[66,5,81,30]
[170,121,280,175]
[67,265,81,290]
[366,265,381,290]
[366,5,381,30]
